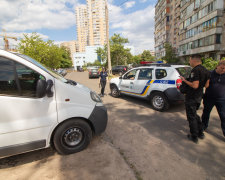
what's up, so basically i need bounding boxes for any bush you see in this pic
[202,57,219,70]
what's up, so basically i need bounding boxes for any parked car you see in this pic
[112,65,128,76]
[110,64,191,111]
[0,50,107,158]
[57,68,67,76]
[89,68,100,79]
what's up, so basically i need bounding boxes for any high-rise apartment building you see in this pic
[178,0,225,60]
[76,5,88,52]
[75,0,107,52]
[155,0,181,59]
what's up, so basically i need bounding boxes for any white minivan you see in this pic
[0,50,108,158]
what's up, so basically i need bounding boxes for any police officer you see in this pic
[99,67,108,97]
[202,60,225,137]
[180,54,210,143]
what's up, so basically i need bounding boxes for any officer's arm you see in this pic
[180,76,199,89]
[184,80,199,89]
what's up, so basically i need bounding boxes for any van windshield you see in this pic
[15,53,67,83]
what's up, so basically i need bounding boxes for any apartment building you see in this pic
[61,40,79,56]
[75,0,107,52]
[155,0,181,59]
[178,0,225,60]
[76,5,88,52]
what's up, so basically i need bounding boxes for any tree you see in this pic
[141,50,155,61]
[163,43,179,63]
[202,57,219,70]
[18,32,72,69]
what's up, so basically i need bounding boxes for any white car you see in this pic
[110,64,191,111]
[0,50,107,158]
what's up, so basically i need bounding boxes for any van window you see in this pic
[0,57,18,96]
[0,57,45,98]
[155,69,167,79]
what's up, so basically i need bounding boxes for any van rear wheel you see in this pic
[53,119,92,155]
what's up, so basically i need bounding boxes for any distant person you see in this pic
[99,67,108,97]
[202,60,225,137]
[180,54,210,143]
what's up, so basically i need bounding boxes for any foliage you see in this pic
[86,60,101,67]
[202,57,219,70]
[163,43,179,63]
[141,50,155,61]
[18,32,72,69]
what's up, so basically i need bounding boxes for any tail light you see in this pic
[124,67,127,71]
[89,72,91,75]
[176,79,182,89]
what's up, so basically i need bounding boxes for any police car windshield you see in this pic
[15,53,67,83]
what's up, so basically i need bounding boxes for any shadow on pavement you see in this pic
[105,100,225,179]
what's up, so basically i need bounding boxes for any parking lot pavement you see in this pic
[1,71,225,180]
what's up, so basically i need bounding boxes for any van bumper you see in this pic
[88,105,108,135]
[164,88,184,103]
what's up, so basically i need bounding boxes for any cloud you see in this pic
[109,4,155,55]
[124,1,136,9]
[140,0,147,3]
[0,0,79,31]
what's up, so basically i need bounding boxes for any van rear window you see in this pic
[176,67,191,78]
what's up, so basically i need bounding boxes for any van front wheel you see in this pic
[53,119,92,155]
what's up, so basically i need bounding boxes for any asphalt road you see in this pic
[0,71,225,180]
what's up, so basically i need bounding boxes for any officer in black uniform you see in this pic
[180,54,210,143]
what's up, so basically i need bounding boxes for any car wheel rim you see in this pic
[112,88,118,96]
[63,127,83,146]
[153,96,164,109]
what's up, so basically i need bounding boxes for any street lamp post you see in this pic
[105,0,112,75]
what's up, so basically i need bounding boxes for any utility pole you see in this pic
[105,0,112,75]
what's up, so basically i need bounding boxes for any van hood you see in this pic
[76,83,91,93]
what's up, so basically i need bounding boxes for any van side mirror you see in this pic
[46,79,54,97]
[36,79,47,98]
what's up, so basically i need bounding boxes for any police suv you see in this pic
[110,64,191,111]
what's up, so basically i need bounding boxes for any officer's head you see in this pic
[216,60,225,75]
[189,55,202,67]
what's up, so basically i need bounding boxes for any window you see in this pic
[155,69,167,79]
[138,69,153,80]
[0,57,45,98]
[216,34,221,44]
[124,70,137,80]
[0,57,18,96]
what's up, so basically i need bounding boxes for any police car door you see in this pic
[132,68,153,98]
[120,69,138,95]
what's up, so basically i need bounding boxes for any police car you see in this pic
[110,64,191,111]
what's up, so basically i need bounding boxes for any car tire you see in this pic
[150,92,169,111]
[53,119,92,155]
[111,85,120,98]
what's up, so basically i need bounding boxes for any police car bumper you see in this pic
[164,88,184,103]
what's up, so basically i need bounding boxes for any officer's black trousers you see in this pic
[100,81,106,95]
[185,99,203,137]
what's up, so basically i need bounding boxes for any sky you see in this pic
[0,0,157,55]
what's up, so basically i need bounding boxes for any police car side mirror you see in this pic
[119,76,122,79]
[36,79,47,98]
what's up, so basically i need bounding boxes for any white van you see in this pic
[0,50,107,158]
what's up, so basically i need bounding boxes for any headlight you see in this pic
[90,91,102,102]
